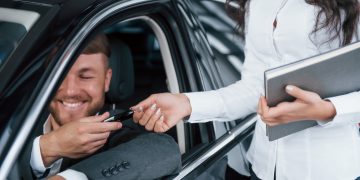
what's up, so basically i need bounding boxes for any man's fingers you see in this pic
[80,112,110,123]
[83,121,122,134]
[87,132,110,141]
[87,138,108,149]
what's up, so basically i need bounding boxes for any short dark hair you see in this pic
[82,34,111,57]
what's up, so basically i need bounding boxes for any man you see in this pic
[30,34,181,179]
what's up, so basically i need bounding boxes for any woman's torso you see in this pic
[245,0,360,179]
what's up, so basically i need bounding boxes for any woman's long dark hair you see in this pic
[226,0,359,45]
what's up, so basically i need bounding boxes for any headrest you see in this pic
[106,36,134,104]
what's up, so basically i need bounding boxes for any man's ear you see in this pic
[105,68,112,92]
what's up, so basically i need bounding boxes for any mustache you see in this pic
[55,95,89,102]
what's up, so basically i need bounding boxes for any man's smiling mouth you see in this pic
[61,101,86,109]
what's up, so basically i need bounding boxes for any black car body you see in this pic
[0,0,256,179]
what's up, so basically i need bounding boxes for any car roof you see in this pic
[24,0,117,23]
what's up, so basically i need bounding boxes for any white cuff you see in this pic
[57,169,88,180]
[30,136,63,178]
[184,91,225,123]
[320,92,360,127]
[30,136,48,176]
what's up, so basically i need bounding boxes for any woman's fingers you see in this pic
[285,85,320,103]
[257,97,262,115]
[145,108,162,131]
[132,106,144,123]
[138,104,157,126]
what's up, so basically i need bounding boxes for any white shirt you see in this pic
[186,0,360,179]
[30,117,87,179]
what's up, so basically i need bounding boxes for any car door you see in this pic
[0,1,60,178]
[0,0,219,179]
[182,0,257,179]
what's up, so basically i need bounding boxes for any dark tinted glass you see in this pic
[0,7,40,68]
[192,0,245,85]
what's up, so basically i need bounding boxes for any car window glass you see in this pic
[193,1,245,86]
[0,7,40,67]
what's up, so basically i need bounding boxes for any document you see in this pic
[264,41,360,141]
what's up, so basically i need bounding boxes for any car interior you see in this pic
[5,10,251,179]
[103,19,179,141]
[0,1,257,179]
[103,18,251,179]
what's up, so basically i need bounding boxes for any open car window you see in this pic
[3,0,251,179]
[8,16,185,179]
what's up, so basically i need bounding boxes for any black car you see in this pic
[0,0,256,179]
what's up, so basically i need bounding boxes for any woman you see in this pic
[131,0,360,179]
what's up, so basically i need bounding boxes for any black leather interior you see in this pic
[105,35,134,106]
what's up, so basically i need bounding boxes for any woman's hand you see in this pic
[131,93,192,133]
[258,85,336,126]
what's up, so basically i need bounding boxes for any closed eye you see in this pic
[80,75,94,79]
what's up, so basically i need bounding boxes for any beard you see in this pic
[49,93,105,126]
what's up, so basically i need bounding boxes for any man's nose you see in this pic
[60,76,80,96]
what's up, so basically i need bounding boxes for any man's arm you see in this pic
[30,113,121,178]
[30,136,63,178]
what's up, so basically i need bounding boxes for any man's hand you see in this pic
[40,112,122,167]
[258,85,336,126]
[131,93,191,133]
[47,175,65,180]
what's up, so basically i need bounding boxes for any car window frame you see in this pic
[0,2,59,93]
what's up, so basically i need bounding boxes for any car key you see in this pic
[103,109,134,122]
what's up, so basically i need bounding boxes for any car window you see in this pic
[0,7,40,67]
[193,0,245,86]
[3,0,224,178]
[189,1,255,178]
[8,18,182,179]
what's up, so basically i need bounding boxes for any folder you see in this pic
[264,41,360,141]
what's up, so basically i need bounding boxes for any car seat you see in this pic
[105,35,134,109]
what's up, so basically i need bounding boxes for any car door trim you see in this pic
[173,114,257,180]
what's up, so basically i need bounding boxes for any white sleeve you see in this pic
[317,21,360,127]
[186,41,269,123]
[318,91,360,127]
[30,136,63,178]
[57,169,88,180]
[30,136,48,177]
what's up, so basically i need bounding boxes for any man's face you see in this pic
[49,53,112,125]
